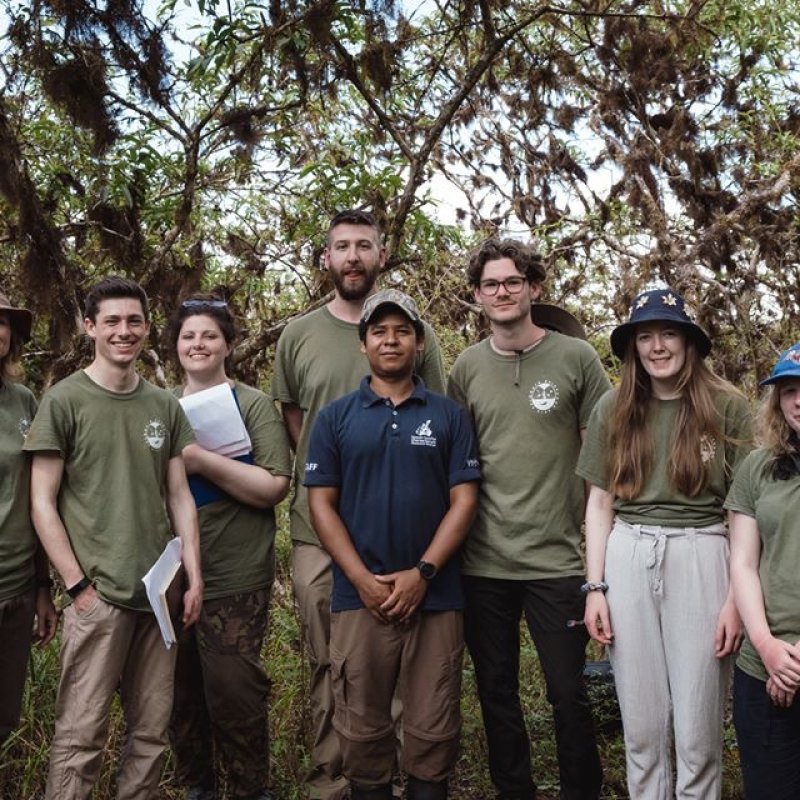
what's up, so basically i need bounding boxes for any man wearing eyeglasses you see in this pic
[447,239,609,800]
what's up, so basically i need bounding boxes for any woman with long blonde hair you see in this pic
[726,343,800,799]
[578,287,751,799]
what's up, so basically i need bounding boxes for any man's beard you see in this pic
[331,267,378,301]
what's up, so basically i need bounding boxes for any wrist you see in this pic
[416,560,438,581]
[67,576,94,599]
[581,580,609,594]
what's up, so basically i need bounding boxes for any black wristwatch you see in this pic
[67,576,94,599]
[416,560,438,581]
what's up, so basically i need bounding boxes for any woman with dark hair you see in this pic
[0,288,57,745]
[577,287,752,799]
[167,295,291,800]
[726,343,800,799]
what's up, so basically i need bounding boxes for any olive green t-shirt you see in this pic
[725,448,800,682]
[272,305,445,545]
[24,371,194,611]
[577,390,752,526]
[447,332,611,579]
[176,383,292,599]
[0,381,38,602]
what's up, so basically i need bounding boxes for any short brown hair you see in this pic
[326,209,382,247]
[467,238,546,286]
[84,276,149,322]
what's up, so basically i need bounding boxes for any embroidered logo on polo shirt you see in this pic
[411,419,437,447]
[18,417,31,440]
[529,380,559,413]
[305,462,318,472]
[143,418,167,450]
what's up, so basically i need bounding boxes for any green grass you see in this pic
[0,526,745,799]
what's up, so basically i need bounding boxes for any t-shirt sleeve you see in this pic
[447,405,481,487]
[303,406,341,488]
[169,396,196,458]
[576,390,614,489]
[271,328,299,405]
[417,324,446,394]
[446,359,468,409]
[724,450,759,517]
[23,391,69,457]
[577,345,612,428]
[246,391,292,478]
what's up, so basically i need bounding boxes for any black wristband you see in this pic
[67,576,93,599]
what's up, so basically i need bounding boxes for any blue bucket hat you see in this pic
[760,343,800,386]
[610,288,712,360]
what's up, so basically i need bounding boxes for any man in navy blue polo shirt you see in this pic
[305,289,480,800]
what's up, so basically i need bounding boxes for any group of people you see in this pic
[0,208,797,800]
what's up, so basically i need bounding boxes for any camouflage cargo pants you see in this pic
[170,587,271,798]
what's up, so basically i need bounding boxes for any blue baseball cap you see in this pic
[760,343,800,386]
[610,288,711,360]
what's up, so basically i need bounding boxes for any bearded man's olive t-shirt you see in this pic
[24,371,194,611]
[272,305,445,546]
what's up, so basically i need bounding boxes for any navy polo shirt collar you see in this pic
[358,375,428,408]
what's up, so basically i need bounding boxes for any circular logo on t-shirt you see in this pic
[143,418,167,450]
[529,380,560,413]
[18,417,31,440]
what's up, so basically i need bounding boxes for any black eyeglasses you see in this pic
[478,277,527,296]
[181,299,228,310]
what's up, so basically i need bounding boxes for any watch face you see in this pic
[418,561,437,580]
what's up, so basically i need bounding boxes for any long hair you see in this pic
[758,384,800,479]
[607,335,742,498]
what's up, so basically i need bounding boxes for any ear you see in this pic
[378,246,387,268]
[322,248,330,271]
[359,340,367,355]
[529,281,543,302]
[83,317,97,340]
[473,285,482,304]
[416,335,425,353]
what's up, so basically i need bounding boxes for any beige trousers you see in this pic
[330,609,463,786]
[292,543,349,800]
[45,597,176,800]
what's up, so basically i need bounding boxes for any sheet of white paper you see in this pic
[179,383,252,454]
[142,537,183,648]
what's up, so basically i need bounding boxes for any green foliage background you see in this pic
[2,0,799,795]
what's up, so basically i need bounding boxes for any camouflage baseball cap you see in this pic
[359,289,422,337]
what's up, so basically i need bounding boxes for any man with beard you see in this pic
[447,239,609,800]
[272,210,445,800]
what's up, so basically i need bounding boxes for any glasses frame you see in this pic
[478,276,529,296]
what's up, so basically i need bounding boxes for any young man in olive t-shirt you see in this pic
[25,277,203,800]
[272,210,445,800]
[447,239,609,800]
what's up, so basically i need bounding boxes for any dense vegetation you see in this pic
[2,0,798,795]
